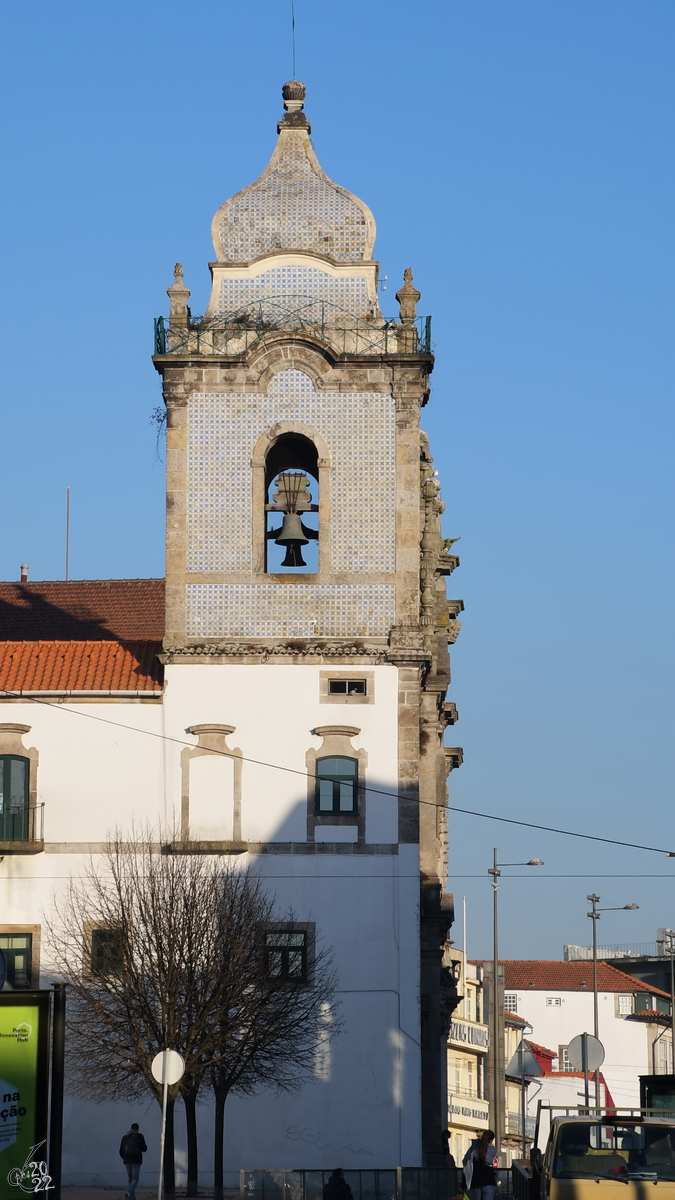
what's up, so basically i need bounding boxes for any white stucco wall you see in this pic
[512,989,650,1109]
[1,662,423,1177]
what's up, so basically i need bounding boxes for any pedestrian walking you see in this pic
[323,1170,353,1200]
[119,1122,148,1199]
[441,1129,456,1167]
[463,1130,497,1200]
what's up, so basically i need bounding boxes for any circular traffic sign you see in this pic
[567,1033,605,1072]
[151,1049,185,1086]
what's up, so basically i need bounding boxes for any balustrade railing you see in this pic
[154,307,432,359]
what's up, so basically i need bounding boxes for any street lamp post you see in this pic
[488,850,544,1158]
[587,894,639,1109]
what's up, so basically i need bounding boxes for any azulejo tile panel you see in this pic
[217,132,369,263]
[216,266,370,319]
[187,369,396,575]
[186,584,395,639]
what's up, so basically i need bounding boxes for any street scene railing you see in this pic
[242,1168,514,1200]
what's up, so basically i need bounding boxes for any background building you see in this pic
[501,960,672,1110]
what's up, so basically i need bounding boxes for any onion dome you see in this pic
[212,82,376,265]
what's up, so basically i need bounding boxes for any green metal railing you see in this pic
[153,299,432,359]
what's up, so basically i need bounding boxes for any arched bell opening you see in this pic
[265,433,319,573]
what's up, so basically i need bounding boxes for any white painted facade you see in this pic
[507,987,667,1113]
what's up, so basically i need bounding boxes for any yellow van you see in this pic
[528,1109,675,1200]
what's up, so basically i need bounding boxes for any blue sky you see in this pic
[1,1,673,957]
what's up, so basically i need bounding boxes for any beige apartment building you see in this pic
[445,951,533,1166]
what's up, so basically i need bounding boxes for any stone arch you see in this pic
[251,420,332,575]
[245,343,335,393]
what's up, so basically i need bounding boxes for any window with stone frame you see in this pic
[264,930,308,983]
[315,756,358,814]
[0,933,33,988]
[0,755,29,841]
[89,926,125,976]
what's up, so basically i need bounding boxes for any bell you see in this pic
[275,512,309,567]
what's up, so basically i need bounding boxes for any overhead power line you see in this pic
[2,688,674,859]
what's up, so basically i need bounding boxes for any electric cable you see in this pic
[2,688,674,859]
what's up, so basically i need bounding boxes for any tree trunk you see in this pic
[213,1086,228,1200]
[184,1085,199,1197]
[164,1093,176,1200]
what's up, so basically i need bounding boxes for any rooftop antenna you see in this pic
[291,0,296,78]
[65,486,71,581]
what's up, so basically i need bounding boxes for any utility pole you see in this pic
[587,893,639,1109]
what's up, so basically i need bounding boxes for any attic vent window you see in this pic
[504,994,518,1012]
[546,997,562,1006]
[328,679,366,696]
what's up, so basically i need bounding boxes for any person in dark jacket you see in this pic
[323,1170,353,1200]
[119,1122,148,1199]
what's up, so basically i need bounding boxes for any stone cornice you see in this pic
[162,640,386,662]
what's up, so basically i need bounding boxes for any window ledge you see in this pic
[0,840,44,855]
[162,840,247,856]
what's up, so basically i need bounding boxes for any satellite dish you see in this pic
[151,1049,185,1086]
[507,1039,543,1077]
[567,1033,605,1072]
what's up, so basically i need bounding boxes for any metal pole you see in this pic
[49,983,66,1200]
[582,1032,589,1110]
[157,1052,169,1200]
[463,896,467,965]
[521,1049,526,1161]
[65,487,70,582]
[588,894,601,1110]
[670,934,675,1074]
[492,848,501,1156]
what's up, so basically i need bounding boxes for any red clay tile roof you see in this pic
[492,960,671,999]
[0,580,164,641]
[527,1040,556,1059]
[0,641,162,693]
[628,1009,671,1021]
[506,1010,528,1024]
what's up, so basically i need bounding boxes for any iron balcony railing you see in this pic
[0,803,45,850]
[154,298,432,359]
[505,1111,537,1139]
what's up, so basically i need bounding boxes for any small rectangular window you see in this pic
[90,927,125,976]
[264,930,308,983]
[546,997,562,1006]
[0,934,32,988]
[559,1045,572,1072]
[504,993,518,1012]
[328,679,366,696]
[618,993,634,1015]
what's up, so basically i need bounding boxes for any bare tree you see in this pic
[46,831,339,1198]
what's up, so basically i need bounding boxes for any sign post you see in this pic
[567,1033,605,1112]
[151,1050,185,1200]
[0,992,51,1196]
[506,1039,542,1160]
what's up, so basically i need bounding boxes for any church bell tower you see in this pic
[153,81,463,1166]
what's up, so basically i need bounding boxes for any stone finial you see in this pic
[282,80,306,112]
[167,262,191,319]
[396,267,421,323]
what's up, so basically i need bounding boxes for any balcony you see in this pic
[505,1111,536,1139]
[0,803,45,854]
[153,301,432,360]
